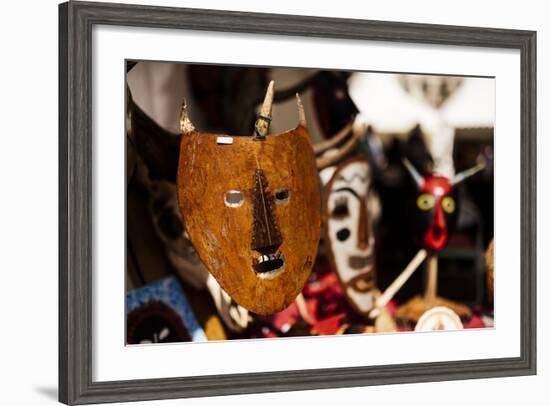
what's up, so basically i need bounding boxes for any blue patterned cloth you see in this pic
[127,276,207,342]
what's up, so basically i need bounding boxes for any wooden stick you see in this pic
[369,248,427,319]
[313,120,354,154]
[424,254,438,304]
[295,293,315,325]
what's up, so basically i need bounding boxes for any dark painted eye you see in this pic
[275,189,289,204]
[332,197,349,219]
[336,228,350,241]
[224,190,244,207]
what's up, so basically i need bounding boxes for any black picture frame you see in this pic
[59,1,537,404]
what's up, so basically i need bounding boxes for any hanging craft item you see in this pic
[369,158,485,323]
[126,276,207,344]
[348,73,489,324]
[177,81,321,315]
[146,178,209,289]
[322,157,379,317]
[404,158,460,253]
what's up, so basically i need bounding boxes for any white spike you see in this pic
[179,99,195,134]
[402,158,424,189]
[452,161,485,185]
[254,81,274,139]
[296,93,307,127]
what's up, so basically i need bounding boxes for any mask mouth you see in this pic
[347,272,374,293]
[433,226,444,239]
[348,255,373,270]
[253,252,286,280]
[424,226,448,251]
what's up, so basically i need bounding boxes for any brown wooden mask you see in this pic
[177,82,321,315]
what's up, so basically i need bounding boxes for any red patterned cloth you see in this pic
[253,256,490,338]
[256,257,370,337]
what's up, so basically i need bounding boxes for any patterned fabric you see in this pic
[127,276,207,342]
[255,257,368,337]
[253,256,491,338]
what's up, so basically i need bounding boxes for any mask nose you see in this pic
[432,204,446,238]
[251,169,282,254]
[357,196,370,250]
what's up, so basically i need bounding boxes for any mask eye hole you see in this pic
[274,189,289,204]
[441,196,456,214]
[332,197,349,219]
[336,228,351,241]
[416,193,435,211]
[224,190,244,208]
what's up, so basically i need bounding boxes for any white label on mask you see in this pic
[217,136,233,145]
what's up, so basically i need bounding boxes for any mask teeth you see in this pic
[257,252,284,264]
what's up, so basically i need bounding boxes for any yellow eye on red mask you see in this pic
[416,193,435,211]
[441,196,456,214]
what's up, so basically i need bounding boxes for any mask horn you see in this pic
[313,120,354,155]
[179,99,195,135]
[296,93,307,127]
[254,80,274,140]
[402,158,424,188]
[315,116,362,170]
[452,161,485,185]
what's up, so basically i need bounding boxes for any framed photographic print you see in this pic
[59,1,536,404]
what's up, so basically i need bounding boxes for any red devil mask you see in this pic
[403,159,484,253]
[415,175,457,252]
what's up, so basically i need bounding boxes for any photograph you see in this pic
[55,1,537,404]
[125,61,495,344]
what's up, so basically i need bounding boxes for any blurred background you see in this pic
[125,61,494,344]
